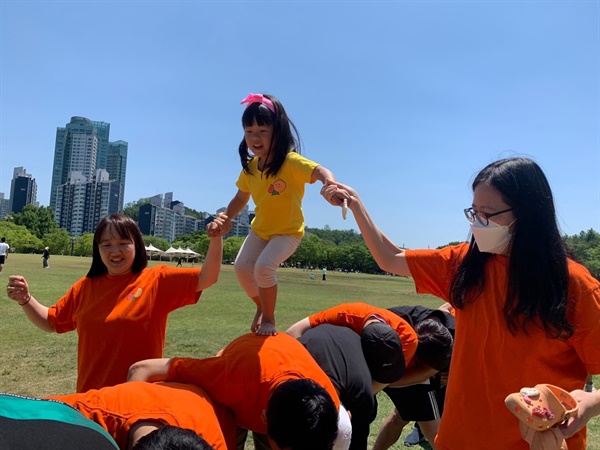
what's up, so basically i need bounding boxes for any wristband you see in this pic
[19,294,31,306]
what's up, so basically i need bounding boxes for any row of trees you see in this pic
[2,204,600,277]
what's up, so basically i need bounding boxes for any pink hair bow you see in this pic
[240,93,275,113]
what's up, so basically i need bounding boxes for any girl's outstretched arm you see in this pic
[322,181,412,277]
[207,190,251,237]
[312,167,345,206]
[224,189,251,219]
[311,165,335,184]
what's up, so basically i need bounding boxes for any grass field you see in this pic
[1,253,598,449]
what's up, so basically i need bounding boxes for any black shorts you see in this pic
[383,378,445,422]
[0,255,5,264]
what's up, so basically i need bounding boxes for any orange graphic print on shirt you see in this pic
[127,288,143,301]
[268,179,286,196]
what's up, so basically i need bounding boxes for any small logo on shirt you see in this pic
[268,179,287,196]
[127,288,143,301]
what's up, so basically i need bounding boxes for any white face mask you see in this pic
[470,219,516,254]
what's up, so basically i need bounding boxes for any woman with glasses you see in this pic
[321,157,600,450]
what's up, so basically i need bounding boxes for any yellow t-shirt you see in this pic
[236,152,319,240]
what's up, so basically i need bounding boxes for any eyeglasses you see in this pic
[464,207,513,226]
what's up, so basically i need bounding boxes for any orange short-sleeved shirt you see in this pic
[47,265,202,392]
[406,243,600,449]
[48,381,234,450]
[168,333,340,435]
[308,302,418,367]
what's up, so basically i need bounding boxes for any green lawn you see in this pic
[1,254,598,449]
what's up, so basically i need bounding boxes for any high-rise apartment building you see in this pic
[50,116,127,234]
[106,140,128,211]
[9,167,37,214]
[0,193,9,219]
[55,169,121,236]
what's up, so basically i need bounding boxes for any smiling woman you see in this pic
[5,213,226,393]
[321,157,600,449]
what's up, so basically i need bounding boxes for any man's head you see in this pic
[266,379,338,450]
[1,237,5,242]
[361,321,405,383]
[414,319,453,371]
[132,425,213,450]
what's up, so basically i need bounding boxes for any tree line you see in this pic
[2,204,599,278]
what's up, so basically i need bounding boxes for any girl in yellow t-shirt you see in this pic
[208,93,337,336]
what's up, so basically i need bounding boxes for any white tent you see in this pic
[145,244,163,259]
[164,246,181,256]
[145,244,162,253]
[183,247,200,257]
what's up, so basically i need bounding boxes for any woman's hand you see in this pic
[6,275,30,305]
[560,388,600,439]
[320,179,354,207]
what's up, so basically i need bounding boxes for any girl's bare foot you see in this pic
[251,308,263,332]
[256,321,277,336]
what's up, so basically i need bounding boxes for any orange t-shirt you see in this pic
[168,333,340,435]
[406,243,600,450]
[47,381,234,450]
[47,265,202,392]
[308,302,418,367]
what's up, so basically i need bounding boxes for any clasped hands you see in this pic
[320,179,354,208]
[206,213,231,237]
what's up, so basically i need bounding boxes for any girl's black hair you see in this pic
[86,214,147,277]
[449,157,573,339]
[238,94,302,178]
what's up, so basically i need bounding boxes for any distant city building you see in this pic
[138,193,236,243]
[139,203,176,243]
[136,192,253,242]
[106,140,128,211]
[55,169,121,236]
[50,116,127,235]
[0,193,9,219]
[9,167,37,214]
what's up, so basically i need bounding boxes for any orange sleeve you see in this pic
[47,277,86,333]
[405,244,469,305]
[308,303,371,334]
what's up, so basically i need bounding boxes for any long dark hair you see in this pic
[238,94,302,178]
[449,157,573,338]
[86,214,147,277]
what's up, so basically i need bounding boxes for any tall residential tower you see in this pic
[9,167,37,214]
[50,116,127,235]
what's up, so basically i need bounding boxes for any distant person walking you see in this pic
[42,247,50,269]
[176,257,183,268]
[322,267,327,281]
[0,237,9,274]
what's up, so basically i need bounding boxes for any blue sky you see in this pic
[1,1,598,249]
